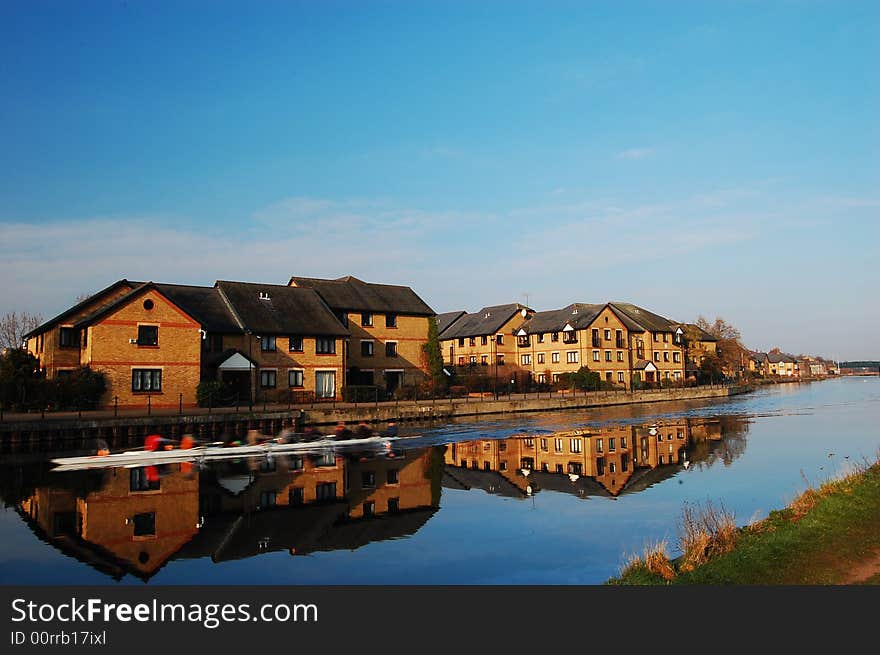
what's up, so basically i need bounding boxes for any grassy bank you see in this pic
[608,453,880,585]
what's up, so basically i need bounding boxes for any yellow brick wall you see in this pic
[441,313,529,368]
[216,333,345,399]
[344,312,430,386]
[87,290,201,408]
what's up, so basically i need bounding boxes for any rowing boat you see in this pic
[50,435,403,472]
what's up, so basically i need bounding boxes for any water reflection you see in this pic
[3,416,749,583]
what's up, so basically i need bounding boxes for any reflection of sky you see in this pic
[1,377,877,585]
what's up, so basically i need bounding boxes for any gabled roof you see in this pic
[435,310,467,335]
[73,282,200,329]
[767,352,797,363]
[23,279,140,339]
[216,281,349,336]
[438,303,532,340]
[608,302,679,333]
[288,275,434,316]
[518,303,604,334]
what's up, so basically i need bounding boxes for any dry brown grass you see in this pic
[678,499,737,572]
[620,539,676,581]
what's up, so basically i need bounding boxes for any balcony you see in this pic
[562,334,578,344]
[517,337,531,348]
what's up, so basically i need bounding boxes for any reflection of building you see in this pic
[19,464,199,580]
[18,447,441,580]
[443,418,744,499]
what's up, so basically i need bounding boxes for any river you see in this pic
[1,376,877,584]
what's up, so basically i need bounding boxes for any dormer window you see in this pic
[259,291,271,301]
[386,313,397,328]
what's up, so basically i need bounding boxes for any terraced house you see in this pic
[24,278,352,408]
[288,275,435,396]
[437,303,534,380]
[511,301,685,388]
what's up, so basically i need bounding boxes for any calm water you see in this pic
[1,376,878,585]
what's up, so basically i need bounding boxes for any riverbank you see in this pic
[607,453,880,585]
[0,383,753,439]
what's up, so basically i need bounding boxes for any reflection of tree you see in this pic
[0,461,107,507]
[687,416,750,470]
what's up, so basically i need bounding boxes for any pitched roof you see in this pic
[608,302,679,333]
[436,310,467,335]
[767,352,796,363]
[518,303,604,334]
[216,281,349,336]
[153,283,241,333]
[681,323,718,342]
[288,275,434,316]
[73,282,202,329]
[23,279,139,339]
[438,303,532,340]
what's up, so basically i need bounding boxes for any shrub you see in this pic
[678,499,737,572]
[196,380,225,407]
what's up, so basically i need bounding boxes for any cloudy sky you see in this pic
[1,1,877,360]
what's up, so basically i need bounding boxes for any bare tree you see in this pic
[0,312,43,350]
[694,315,742,341]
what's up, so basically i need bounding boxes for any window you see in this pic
[130,468,159,492]
[362,471,376,489]
[336,312,348,327]
[537,334,545,343]
[568,462,583,475]
[616,330,624,347]
[362,501,376,516]
[260,370,276,388]
[663,333,669,343]
[664,351,670,362]
[469,337,476,347]
[552,373,561,383]
[674,370,681,380]
[593,350,600,361]
[499,461,508,471]
[316,337,336,354]
[361,340,374,357]
[315,452,336,467]
[316,482,337,501]
[481,354,488,365]
[520,458,534,470]
[606,372,612,381]
[289,336,303,352]
[596,458,605,476]
[571,438,582,453]
[620,436,627,449]
[562,332,577,344]
[288,456,304,471]
[537,353,545,364]
[289,487,304,505]
[524,438,534,448]
[540,438,548,451]
[59,327,78,348]
[518,335,531,347]
[592,329,600,347]
[288,369,304,387]
[621,454,629,472]
[609,438,616,451]
[260,491,277,508]
[521,354,532,365]
[556,464,564,473]
[618,372,625,383]
[596,438,603,453]
[387,469,399,484]
[132,369,161,392]
[469,355,477,364]
[458,356,464,365]
[653,332,659,342]
[496,354,505,365]
[458,338,465,347]
[552,352,560,363]
[260,335,276,352]
[481,335,488,345]
[609,462,617,474]
[551,332,559,342]
[604,329,611,340]
[567,351,578,364]
[137,325,158,346]
[315,371,336,398]
[388,497,400,513]
[605,351,612,362]
[554,438,563,452]
[496,334,504,345]
[537,373,546,383]
[386,313,397,328]
[361,312,373,326]
[132,512,155,537]
[617,351,624,362]
[673,352,681,363]
[654,352,660,362]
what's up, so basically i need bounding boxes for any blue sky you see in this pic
[1,1,877,360]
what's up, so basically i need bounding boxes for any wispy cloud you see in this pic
[615,147,654,161]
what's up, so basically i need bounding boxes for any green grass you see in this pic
[608,460,880,585]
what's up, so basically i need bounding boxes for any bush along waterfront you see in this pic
[608,452,880,585]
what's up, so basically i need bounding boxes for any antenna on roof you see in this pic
[523,292,530,307]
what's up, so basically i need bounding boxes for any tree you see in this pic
[0,312,42,351]
[694,315,741,341]
[559,366,601,391]
[698,353,724,384]
[421,318,446,390]
[694,315,747,379]
[0,348,43,410]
